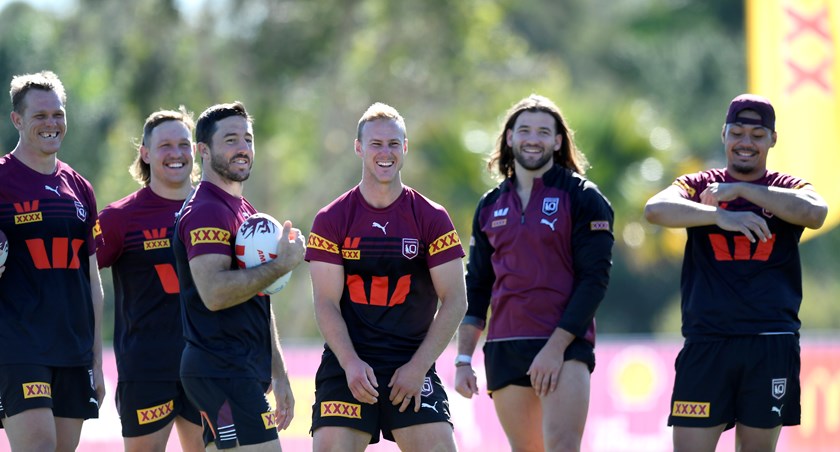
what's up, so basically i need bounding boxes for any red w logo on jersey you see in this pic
[708,233,776,261]
[346,274,411,306]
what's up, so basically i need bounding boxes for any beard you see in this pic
[210,152,251,182]
[730,162,756,175]
[513,144,554,171]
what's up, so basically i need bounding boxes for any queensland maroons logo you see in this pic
[239,216,277,239]
[542,197,559,216]
[75,200,87,221]
[772,378,787,400]
[402,238,419,259]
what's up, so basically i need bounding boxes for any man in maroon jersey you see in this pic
[306,103,467,451]
[645,94,828,451]
[173,101,305,450]
[0,71,105,451]
[455,94,614,452]
[97,107,203,452]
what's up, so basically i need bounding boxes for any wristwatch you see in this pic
[454,354,472,367]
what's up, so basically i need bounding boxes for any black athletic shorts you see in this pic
[181,376,278,449]
[0,364,99,424]
[310,353,452,444]
[483,337,596,394]
[668,334,801,429]
[116,380,202,437]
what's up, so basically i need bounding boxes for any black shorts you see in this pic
[0,364,99,423]
[668,334,801,429]
[181,377,278,449]
[483,338,595,393]
[116,380,202,437]
[310,354,452,444]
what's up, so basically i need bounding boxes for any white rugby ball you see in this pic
[0,229,8,267]
[234,213,291,295]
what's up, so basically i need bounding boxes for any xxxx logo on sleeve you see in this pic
[307,232,339,255]
[137,400,174,425]
[93,219,102,239]
[672,400,710,418]
[22,382,51,398]
[590,221,610,231]
[428,230,460,256]
[190,227,230,246]
[320,401,361,419]
[674,179,696,197]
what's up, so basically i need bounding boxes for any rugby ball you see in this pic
[234,213,291,294]
[0,229,7,267]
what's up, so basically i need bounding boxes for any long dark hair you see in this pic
[488,94,588,179]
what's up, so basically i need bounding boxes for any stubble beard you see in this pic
[513,145,553,171]
[210,153,250,182]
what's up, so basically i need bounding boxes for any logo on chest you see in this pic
[74,200,87,222]
[342,237,361,260]
[372,221,388,235]
[402,238,419,259]
[143,228,171,250]
[542,197,559,216]
[13,200,43,224]
[541,218,558,231]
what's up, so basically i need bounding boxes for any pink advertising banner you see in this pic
[1,338,838,451]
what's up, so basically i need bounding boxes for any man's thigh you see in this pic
[117,380,202,437]
[735,334,801,428]
[380,369,453,442]
[541,361,590,448]
[668,341,737,428]
[310,371,378,443]
[391,421,456,452]
[182,377,277,449]
[0,364,97,420]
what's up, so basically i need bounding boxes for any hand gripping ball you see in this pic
[234,213,291,294]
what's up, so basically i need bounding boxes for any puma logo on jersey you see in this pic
[44,185,61,197]
[541,218,557,231]
[372,221,389,235]
[421,401,439,413]
[771,405,783,416]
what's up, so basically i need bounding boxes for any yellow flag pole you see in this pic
[747,0,838,240]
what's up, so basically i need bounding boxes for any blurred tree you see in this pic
[1,0,836,341]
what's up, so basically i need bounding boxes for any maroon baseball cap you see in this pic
[725,94,775,131]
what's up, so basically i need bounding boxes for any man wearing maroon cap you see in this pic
[644,94,828,451]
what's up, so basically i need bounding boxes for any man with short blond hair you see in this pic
[307,102,467,451]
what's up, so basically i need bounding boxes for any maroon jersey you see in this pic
[173,181,272,380]
[465,165,614,345]
[0,153,102,366]
[673,168,809,340]
[98,186,186,381]
[305,186,464,372]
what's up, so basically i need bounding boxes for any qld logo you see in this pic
[74,200,87,221]
[542,197,559,216]
[421,377,434,397]
[772,378,787,400]
[402,238,419,259]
